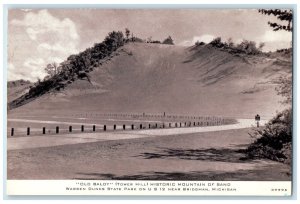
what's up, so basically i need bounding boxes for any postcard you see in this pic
[5,6,293,196]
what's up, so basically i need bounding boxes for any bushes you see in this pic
[245,66,292,164]
[151,40,161,44]
[9,30,127,109]
[236,40,262,55]
[195,41,205,46]
[246,108,292,164]
[208,37,264,55]
[209,37,224,48]
[145,36,174,45]
[162,36,174,45]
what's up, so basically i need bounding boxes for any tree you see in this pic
[258,9,293,32]
[104,31,124,51]
[236,40,261,54]
[259,8,292,106]
[244,10,293,164]
[162,36,174,45]
[125,28,130,40]
[44,62,59,77]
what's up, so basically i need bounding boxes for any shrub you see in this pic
[208,37,264,55]
[162,36,174,45]
[209,37,224,48]
[236,40,262,55]
[151,40,161,44]
[195,41,205,46]
[246,108,292,164]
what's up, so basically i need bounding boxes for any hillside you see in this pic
[8,43,291,119]
[7,80,32,103]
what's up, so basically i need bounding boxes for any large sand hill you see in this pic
[8,43,291,119]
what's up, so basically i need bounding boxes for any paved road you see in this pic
[7,119,267,150]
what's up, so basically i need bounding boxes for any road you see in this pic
[7,119,267,150]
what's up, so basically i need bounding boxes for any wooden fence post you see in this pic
[11,128,14,136]
[43,127,46,134]
[27,127,30,135]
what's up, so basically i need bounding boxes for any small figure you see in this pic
[255,114,261,127]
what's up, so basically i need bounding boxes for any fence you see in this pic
[8,113,237,137]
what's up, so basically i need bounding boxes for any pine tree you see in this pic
[258,9,293,32]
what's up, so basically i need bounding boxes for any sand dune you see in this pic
[8,43,291,119]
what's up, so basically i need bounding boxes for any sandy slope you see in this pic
[8,43,291,118]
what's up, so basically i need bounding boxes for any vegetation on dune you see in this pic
[246,73,292,164]
[44,62,60,78]
[244,9,293,164]
[162,36,174,45]
[145,35,174,45]
[9,29,177,109]
[9,30,127,109]
[202,36,265,55]
[195,41,206,46]
[246,108,292,164]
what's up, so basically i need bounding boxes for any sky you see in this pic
[7,9,292,81]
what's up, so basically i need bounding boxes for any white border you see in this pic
[1,0,299,203]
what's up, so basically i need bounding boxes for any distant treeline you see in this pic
[146,36,174,45]
[7,79,31,88]
[196,37,291,55]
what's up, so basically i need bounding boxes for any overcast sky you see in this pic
[8,9,292,81]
